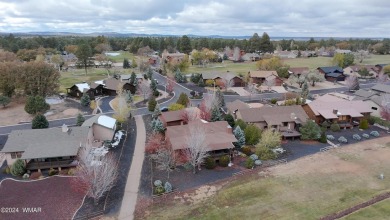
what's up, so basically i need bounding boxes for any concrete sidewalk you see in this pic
[118,116,146,220]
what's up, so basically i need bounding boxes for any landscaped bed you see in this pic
[0,176,85,220]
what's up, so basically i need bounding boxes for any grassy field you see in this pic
[141,137,390,220]
[283,56,333,69]
[186,61,257,75]
[342,199,390,220]
[105,51,135,62]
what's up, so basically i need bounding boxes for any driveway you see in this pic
[229,87,251,96]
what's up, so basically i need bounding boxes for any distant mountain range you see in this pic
[0,32,384,41]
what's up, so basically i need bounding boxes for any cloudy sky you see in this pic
[0,0,389,38]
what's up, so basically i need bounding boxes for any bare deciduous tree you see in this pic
[73,148,118,205]
[307,70,325,86]
[138,81,151,100]
[181,107,200,123]
[233,47,241,61]
[345,75,360,91]
[113,87,132,123]
[199,93,220,121]
[184,124,210,174]
[289,75,306,88]
[150,145,175,179]
[381,94,390,120]
[264,77,275,91]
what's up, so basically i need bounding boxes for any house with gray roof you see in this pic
[1,115,118,172]
[371,84,390,94]
[200,72,244,87]
[317,66,346,82]
[236,105,309,139]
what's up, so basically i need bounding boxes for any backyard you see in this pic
[136,136,390,220]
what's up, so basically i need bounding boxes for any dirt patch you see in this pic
[174,185,222,205]
[0,99,87,126]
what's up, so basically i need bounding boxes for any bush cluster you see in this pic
[256,145,277,160]
[241,146,252,156]
[352,134,361,140]
[245,158,254,169]
[362,133,370,139]
[370,131,380,137]
[330,123,341,132]
[338,136,348,143]
[205,157,216,169]
[219,155,230,167]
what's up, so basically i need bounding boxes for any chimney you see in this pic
[333,109,338,114]
[62,124,69,133]
[227,125,233,133]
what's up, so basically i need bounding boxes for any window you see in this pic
[372,107,378,110]
[283,122,288,126]
[11,152,22,159]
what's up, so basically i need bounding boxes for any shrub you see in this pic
[352,134,361,140]
[330,123,341,132]
[326,135,335,141]
[2,166,10,174]
[367,116,376,125]
[362,133,370,139]
[370,131,380,137]
[256,145,277,160]
[76,113,85,126]
[190,90,196,97]
[29,172,42,179]
[321,121,331,128]
[241,146,252,156]
[148,96,157,112]
[23,173,30,179]
[359,119,369,130]
[198,80,205,87]
[24,95,50,114]
[168,103,185,111]
[270,98,277,104]
[319,132,327,143]
[338,136,348,143]
[10,159,26,176]
[224,114,235,128]
[80,93,91,107]
[249,154,259,161]
[48,168,58,176]
[155,186,165,195]
[205,79,214,87]
[153,90,160,97]
[176,93,189,106]
[164,182,173,193]
[245,158,254,169]
[219,155,230,167]
[234,119,247,130]
[205,157,216,169]
[68,169,75,176]
[150,118,165,133]
[300,120,321,140]
[90,100,96,110]
[254,160,262,166]
[154,180,163,187]
[0,95,10,108]
[244,124,261,145]
[32,114,49,129]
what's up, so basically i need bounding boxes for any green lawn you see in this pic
[342,199,390,220]
[283,56,333,69]
[105,51,135,63]
[186,61,257,76]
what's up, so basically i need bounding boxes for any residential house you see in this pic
[1,125,92,172]
[103,78,135,95]
[159,107,200,127]
[317,66,346,81]
[148,55,160,65]
[275,50,298,59]
[162,52,185,64]
[301,51,317,57]
[236,105,309,139]
[375,64,389,74]
[165,119,237,161]
[288,67,310,77]
[241,53,260,61]
[67,83,91,98]
[200,72,245,87]
[248,70,283,86]
[1,115,118,171]
[226,99,250,115]
[303,94,372,128]
[343,65,378,78]
[352,89,382,117]
[371,84,390,94]
[120,74,144,84]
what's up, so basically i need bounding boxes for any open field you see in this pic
[186,61,257,75]
[342,198,390,220]
[283,56,333,69]
[105,51,135,62]
[139,137,390,220]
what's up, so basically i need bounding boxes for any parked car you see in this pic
[160,107,169,112]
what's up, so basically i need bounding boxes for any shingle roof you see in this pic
[1,127,90,159]
[249,70,278,78]
[226,99,250,113]
[166,120,237,151]
[104,78,123,90]
[201,72,241,81]
[371,84,390,93]
[308,99,372,119]
[288,67,310,75]
[236,106,308,125]
[354,89,376,99]
[318,66,344,74]
[82,115,117,129]
[160,107,200,123]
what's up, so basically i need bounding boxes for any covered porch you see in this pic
[26,157,78,172]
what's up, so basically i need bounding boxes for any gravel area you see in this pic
[325,126,389,146]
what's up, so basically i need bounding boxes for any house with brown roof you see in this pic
[352,89,382,117]
[162,52,185,64]
[165,119,237,161]
[159,107,200,126]
[303,94,372,128]
[226,99,250,115]
[343,65,378,78]
[103,78,135,96]
[249,70,283,85]
[288,67,310,77]
[275,50,298,59]
[236,106,309,139]
[201,72,245,87]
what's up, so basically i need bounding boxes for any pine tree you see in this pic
[24,95,50,115]
[215,89,225,107]
[148,96,157,112]
[10,159,26,176]
[150,78,157,93]
[123,58,130,69]
[153,103,161,117]
[176,93,189,107]
[151,118,165,133]
[301,81,309,103]
[129,72,137,86]
[147,68,153,80]
[80,93,91,107]
[198,79,205,87]
[125,90,133,103]
[32,114,49,129]
[210,107,222,122]
[233,126,245,148]
[76,113,85,126]
[174,70,184,83]
[224,114,235,127]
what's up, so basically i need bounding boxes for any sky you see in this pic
[0,0,389,38]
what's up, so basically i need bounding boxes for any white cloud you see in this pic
[0,0,388,37]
